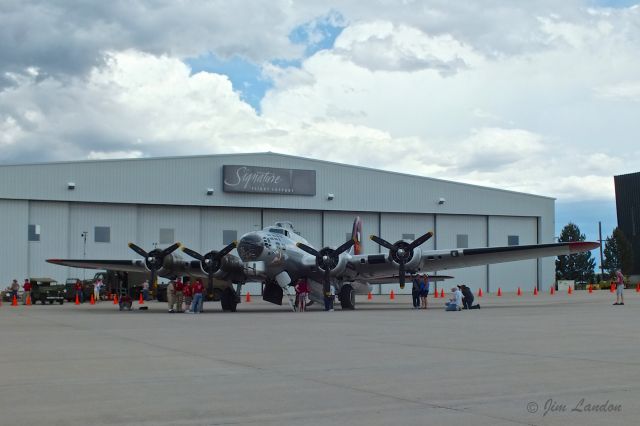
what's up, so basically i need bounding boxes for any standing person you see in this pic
[9,279,19,301]
[329,284,335,311]
[22,279,32,304]
[74,279,84,303]
[190,279,204,313]
[411,275,420,309]
[93,278,102,302]
[183,280,193,313]
[166,280,176,313]
[445,286,462,311]
[295,278,309,312]
[141,279,150,301]
[614,269,625,306]
[174,278,184,313]
[419,274,429,309]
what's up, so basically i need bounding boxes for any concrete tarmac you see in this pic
[0,291,638,426]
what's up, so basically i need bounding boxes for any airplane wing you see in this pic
[47,258,148,274]
[364,274,454,284]
[347,241,599,280]
[419,242,599,271]
[47,241,248,283]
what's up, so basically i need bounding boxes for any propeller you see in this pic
[128,242,181,288]
[369,231,433,288]
[180,242,237,291]
[297,239,355,294]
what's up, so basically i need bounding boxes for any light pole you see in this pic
[81,231,88,281]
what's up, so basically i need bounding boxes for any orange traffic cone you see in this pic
[636,284,639,293]
[113,294,118,305]
[390,290,395,300]
[367,291,372,300]
[75,293,80,305]
[434,288,439,298]
[245,292,251,303]
[12,295,18,306]
[517,287,522,296]
[25,294,31,306]
[588,284,593,293]
[550,286,555,295]
[139,292,144,305]
[610,283,615,293]
[497,288,502,297]
[478,288,483,297]
[440,288,444,298]
[534,287,538,296]
[568,286,573,295]
[90,293,95,305]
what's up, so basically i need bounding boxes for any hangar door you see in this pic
[488,216,538,293]
[435,215,488,294]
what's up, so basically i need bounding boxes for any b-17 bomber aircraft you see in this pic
[48,217,599,312]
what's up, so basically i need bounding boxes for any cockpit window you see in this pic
[269,228,285,235]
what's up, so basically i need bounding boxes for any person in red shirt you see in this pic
[183,281,193,313]
[190,279,205,313]
[295,278,310,312]
[23,279,32,305]
[174,278,185,313]
[74,279,84,303]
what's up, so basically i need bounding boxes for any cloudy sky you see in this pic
[2,0,639,242]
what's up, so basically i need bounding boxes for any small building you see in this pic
[0,152,556,293]
[614,171,640,282]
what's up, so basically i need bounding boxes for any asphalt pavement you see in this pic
[0,290,638,425]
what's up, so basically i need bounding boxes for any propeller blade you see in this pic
[181,246,204,261]
[409,231,433,250]
[217,241,237,258]
[398,261,406,288]
[335,239,355,255]
[128,242,148,258]
[150,269,157,288]
[369,235,395,250]
[162,242,181,256]
[297,242,320,257]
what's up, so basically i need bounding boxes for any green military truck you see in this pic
[29,278,65,305]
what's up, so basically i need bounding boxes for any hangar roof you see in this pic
[0,152,554,216]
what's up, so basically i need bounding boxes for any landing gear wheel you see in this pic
[220,288,238,312]
[340,284,356,310]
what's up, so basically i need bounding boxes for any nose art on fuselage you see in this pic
[237,234,264,261]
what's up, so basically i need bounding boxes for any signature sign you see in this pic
[222,165,316,195]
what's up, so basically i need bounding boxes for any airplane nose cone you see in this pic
[237,234,264,261]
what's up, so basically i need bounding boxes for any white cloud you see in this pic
[2,2,640,204]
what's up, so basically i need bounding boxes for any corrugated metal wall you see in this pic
[488,216,538,292]
[0,154,556,290]
[436,215,488,293]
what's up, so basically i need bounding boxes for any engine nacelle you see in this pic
[329,252,350,277]
[388,242,422,271]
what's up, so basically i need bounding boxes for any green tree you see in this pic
[555,222,596,282]
[602,227,634,277]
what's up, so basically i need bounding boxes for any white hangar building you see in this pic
[0,152,556,293]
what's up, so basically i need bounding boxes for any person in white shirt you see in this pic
[613,269,625,306]
[445,286,462,311]
[93,279,102,302]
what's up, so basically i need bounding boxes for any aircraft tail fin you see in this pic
[350,216,363,255]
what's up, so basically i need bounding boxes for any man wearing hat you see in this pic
[445,286,462,311]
